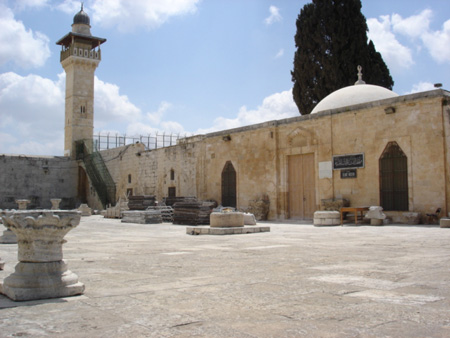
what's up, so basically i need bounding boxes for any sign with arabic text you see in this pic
[333,153,364,170]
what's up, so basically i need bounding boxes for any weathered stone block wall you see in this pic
[198,124,278,217]
[98,91,450,220]
[0,155,78,209]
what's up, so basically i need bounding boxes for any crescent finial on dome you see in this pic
[355,65,366,85]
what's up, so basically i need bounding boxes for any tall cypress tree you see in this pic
[291,0,394,115]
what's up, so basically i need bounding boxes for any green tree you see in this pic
[291,0,394,114]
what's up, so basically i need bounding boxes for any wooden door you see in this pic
[288,153,316,219]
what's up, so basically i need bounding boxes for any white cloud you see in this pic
[0,4,51,69]
[391,9,432,39]
[369,10,450,67]
[12,0,49,10]
[89,0,201,32]
[264,5,281,25]
[195,90,298,134]
[274,48,284,59]
[0,72,64,155]
[124,101,186,136]
[367,15,414,72]
[146,101,173,125]
[421,19,450,64]
[55,0,82,14]
[0,71,147,155]
[94,76,142,128]
[405,81,436,94]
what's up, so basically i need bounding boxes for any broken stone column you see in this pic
[0,210,84,301]
[50,199,62,210]
[78,204,92,216]
[15,199,30,210]
[365,206,386,226]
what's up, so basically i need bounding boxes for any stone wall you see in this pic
[98,90,450,220]
[0,155,78,209]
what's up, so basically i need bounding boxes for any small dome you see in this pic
[73,5,90,26]
[311,66,398,114]
[310,84,398,114]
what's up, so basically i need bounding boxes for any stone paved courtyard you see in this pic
[1,216,450,337]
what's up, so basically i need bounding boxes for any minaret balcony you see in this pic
[60,46,101,62]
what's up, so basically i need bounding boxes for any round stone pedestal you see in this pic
[0,210,84,301]
[210,212,244,228]
[370,218,383,226]
[0,229,17,244]
[314,211,340,226]
[1,261,84,301]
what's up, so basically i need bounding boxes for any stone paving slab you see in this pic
[1,216,450,337]
[186,225,270,235]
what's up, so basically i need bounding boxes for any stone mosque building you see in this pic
[1,7,450,223]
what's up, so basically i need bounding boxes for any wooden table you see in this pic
[340,207,369,225]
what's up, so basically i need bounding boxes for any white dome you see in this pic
[310,84,398,114]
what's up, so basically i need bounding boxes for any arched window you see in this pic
[379,142,408,211]
[128,174,132,184]
[170,169,175,181]
[221,161,236,208]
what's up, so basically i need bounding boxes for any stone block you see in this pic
[247,195,270,221]
[243,213,257,225]
[313,211,340,227]
[186,226,270,236]
[440,218,450,228]
[210,212,244,228]
[402,212,421,225]
[321,198,349,211]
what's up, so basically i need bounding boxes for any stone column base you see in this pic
[0,260,84,301]
[370,219,383,226]
[314,211,340,226]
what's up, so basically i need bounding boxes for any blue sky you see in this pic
[0,0,449,156]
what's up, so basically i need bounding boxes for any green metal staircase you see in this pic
[76,140,116,208]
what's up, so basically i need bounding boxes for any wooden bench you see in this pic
[340,207,369,225]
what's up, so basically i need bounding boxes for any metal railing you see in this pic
[76,140,116,208]
[93,132,187,151]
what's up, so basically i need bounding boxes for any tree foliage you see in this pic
[291,0,394,114]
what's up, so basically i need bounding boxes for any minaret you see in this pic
[56,5,106,157]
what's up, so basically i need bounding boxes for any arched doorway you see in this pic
[222,161,236,208]
[379,142,408,211]
[78,166,89,204]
